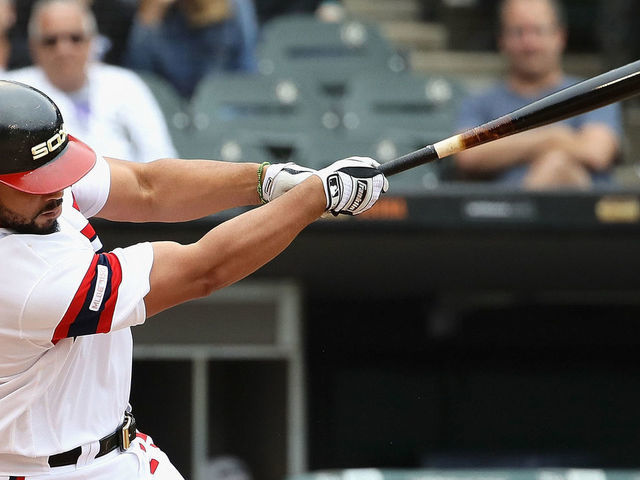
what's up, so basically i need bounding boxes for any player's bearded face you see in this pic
[0,197,62,235]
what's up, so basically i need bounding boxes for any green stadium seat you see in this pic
[190,72,328,142]
[258,15,408,101]
[137,72,194,157]
[341,72,466,146]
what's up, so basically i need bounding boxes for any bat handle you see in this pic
[378,145,438,177]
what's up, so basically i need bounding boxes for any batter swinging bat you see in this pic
[379,59,640,177]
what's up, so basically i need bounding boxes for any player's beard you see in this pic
[0,198,62,235]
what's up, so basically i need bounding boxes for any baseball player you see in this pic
[0,80,388,480]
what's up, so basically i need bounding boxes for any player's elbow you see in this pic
[187,267,228,299]
[192,259,244,298]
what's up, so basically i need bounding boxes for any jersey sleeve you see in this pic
[21,242,154,346]
[70,154,111,218]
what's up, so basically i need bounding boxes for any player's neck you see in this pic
[508,69,564,97]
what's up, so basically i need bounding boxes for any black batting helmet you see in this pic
[0,80,96,194]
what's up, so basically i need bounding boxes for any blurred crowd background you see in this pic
[3,0,640,191]
[7,2,640,480]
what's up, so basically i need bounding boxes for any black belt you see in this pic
[48,413,136,468]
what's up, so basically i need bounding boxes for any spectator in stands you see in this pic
[454,0,622,189]
[13,0,137,64]
[123,0,258,98]
[6,0,176,164]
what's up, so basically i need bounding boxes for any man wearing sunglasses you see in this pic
[4,0,176,164]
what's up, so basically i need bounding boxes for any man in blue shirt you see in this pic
[455,0,622,189]
[124,0,258,98]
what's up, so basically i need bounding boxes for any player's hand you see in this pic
[313,156,388,216]
[262,162,316,202]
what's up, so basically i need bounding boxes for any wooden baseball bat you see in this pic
[379,59,640,176]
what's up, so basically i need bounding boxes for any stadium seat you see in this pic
[257,15,408,102]
[190,72,328,143]
[213,130,313,164]
[206,134,278,164]
[137,72,194,157]
[341,71,466,146]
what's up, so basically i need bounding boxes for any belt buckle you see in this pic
[120,414,132,451]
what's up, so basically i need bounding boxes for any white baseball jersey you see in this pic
[0,156,155,476]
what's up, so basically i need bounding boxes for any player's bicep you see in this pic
[144,241,212,318]
[96,158,149,221]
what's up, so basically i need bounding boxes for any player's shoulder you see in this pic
[0,228,94,270]
[0,230,94,311]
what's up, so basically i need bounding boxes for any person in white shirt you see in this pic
[0,79,387,479]
[5,0,176,164]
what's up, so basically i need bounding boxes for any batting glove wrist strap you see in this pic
[257,162,271,204]
[262,162,316,203]
[314,156,389,216]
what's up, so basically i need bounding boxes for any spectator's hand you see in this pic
[261,162,316,203]
[313,156,388,216]
[137,0,178,25]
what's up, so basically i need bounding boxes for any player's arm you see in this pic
[96,157,262,222]
[143,157,388,317]
[144,177,325,316]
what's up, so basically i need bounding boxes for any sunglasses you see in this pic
[39,33,89,48]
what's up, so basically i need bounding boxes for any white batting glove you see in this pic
[262,162,316,202]
[313,156,389,216]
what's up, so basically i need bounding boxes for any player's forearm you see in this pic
[145,177,325,316]
[192,177,325,289]
[148,159,262,219]
[106,158,263,222]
